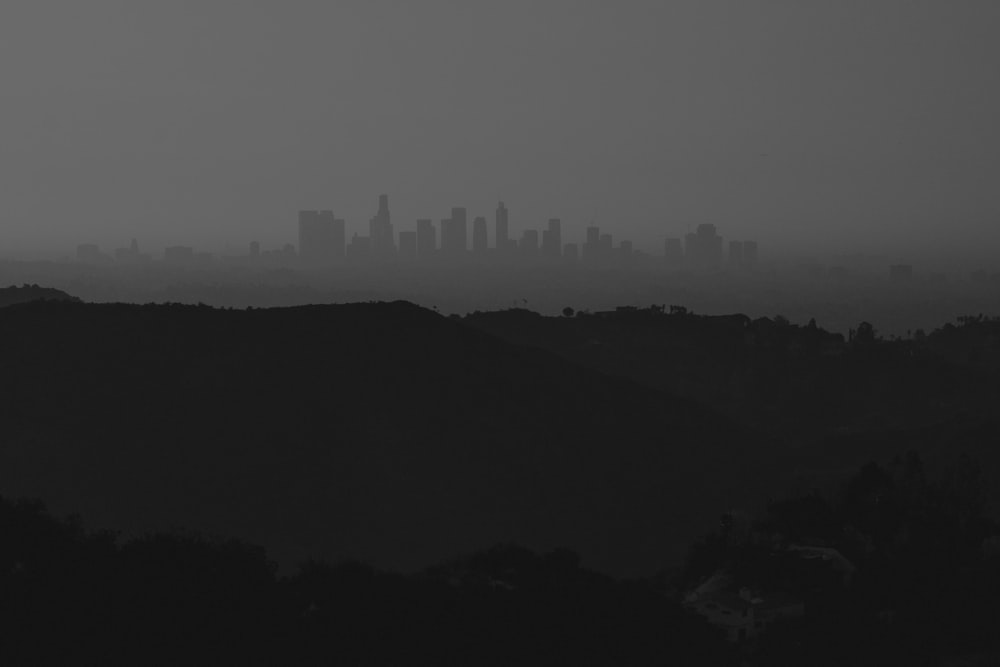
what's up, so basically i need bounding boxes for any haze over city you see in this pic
[4,4,1000,664]
[2,1,1000,266]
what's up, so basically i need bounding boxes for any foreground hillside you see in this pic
[464,307,1000,447]
[0,300,780,576]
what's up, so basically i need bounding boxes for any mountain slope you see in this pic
[0,300,775,576]
[0,284,79,307]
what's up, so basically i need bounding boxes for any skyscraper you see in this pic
[618,240,633,263]
[76,244,105,264]
[368,194,395,257]
[599,233,613,259]
[583,226,600,262]
[416,219,436,258]
[684,224,724,268]
[495,201,509,253]
[347,233,371,260]
[398,231,417,259]
[520,229,539,255]
[298,210,343,266]
[441,207,467,255]
[742,241,758,268]
[728,241,744,266]
[472,216,488,254]
[542,218,562,258]
[664,238,683,264]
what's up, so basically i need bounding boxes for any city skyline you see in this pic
[70,194,765,271]
[2,3,999,264]
[2,183,992,271]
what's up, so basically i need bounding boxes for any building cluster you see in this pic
[664,224,758,271]
[71,195,763,271]
[294,196,760,270]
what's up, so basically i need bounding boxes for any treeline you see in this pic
[4,454,998,665]
[0,496,733,667]
[463,305,1000,440]
[0,284,78,308]
[679,452,1000,666]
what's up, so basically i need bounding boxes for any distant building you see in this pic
[398,231,417,259]
[416,219,436,258]
[472,216,488,254]
[583,226,601,263]
[684,224,724,268]
[163,246,195,265]
[114,239,149,263]
[440,207,467,255]
[664,238,683,265]
[368,194,395,257]
[519,229,539,255]
[76,244,107,264]
[743,241,758,268]
[599,233,613,258]
[249,241,261,258]
[298,210,344,266]
[618,240,633,263]
[347,233,371,260]
[542,218,562,259]
[728,241,744,266]
[495,202,509,253]
[890,264,913,281]
[261,243,297,267]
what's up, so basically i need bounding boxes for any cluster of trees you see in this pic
[0,284,78,308]
[0,496,737,666]
[464,305,1000,440]
[4,453,997,665]
[679,453,1000,665]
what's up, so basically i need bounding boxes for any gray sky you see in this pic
[1,1,998,260]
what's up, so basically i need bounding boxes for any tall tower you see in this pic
[685,224,723,268]
[299,210,343,266]
[542,218,562,258]
[472,216,488,254]
[298,210,319,264]
[495,201,509,253]
[583,225,600,262]
[417,219,436,258]
[368,194,395,257]
[441,207,467,255]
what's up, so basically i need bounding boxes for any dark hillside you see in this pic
[0,284,79,307]
[0,300,775,576]
[463,307,998,441]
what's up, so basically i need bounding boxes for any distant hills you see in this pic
[0,284,79,307]
[463,306,1000,509]
[462,306,998,440]
[0,299,779,576]
[1,296,997,577]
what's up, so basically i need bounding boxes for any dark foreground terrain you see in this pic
[1,295,999,664]
[0,298,771,576]
[2,454,997,666]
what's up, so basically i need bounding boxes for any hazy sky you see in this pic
[2,1,999,260]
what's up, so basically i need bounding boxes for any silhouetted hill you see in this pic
[0,300,778,576]
[463,306,999,442]
[0,283,79,307]
[0,495,736,666]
